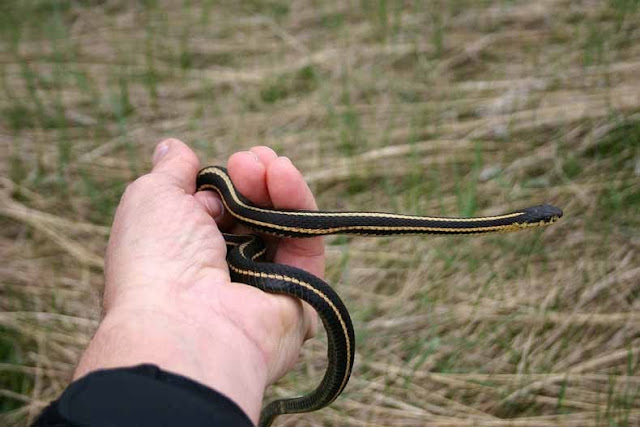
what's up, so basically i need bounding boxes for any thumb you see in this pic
[151,138,201,193]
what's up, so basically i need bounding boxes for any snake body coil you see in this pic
[196,165,563,426]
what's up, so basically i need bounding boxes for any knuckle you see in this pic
[120,174,159,207]
[123,174,155,197]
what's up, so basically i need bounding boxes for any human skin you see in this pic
[73,139,322,424]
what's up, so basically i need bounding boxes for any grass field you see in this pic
[1,0,640,425]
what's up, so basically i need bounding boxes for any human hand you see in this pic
[74,139,322,423]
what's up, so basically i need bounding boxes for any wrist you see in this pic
[74,305,268,424]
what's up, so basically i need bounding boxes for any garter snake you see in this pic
[196,165,563,426]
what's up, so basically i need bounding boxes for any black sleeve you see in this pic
[32,364,254,427]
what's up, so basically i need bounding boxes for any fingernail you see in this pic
[152,141,170,165]
[279,156,292,164]
[248,151,260,162]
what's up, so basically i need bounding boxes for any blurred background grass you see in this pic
[1,0,640,425]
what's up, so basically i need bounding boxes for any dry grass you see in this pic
[1,0,640,425]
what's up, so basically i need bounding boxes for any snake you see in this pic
[195,165,563,426]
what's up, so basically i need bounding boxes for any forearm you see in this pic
[74,308,268,424]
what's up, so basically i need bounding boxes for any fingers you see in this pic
[149,142,323,281]
[266,158,325,278]
[250,146,279,167]
[149,137,226,224]
[266,158,323,341]
[227,147,323,341]
[150,138,201,193]
[226,147,277,207]
[226,147,325,277]
[266,157,318,211]
[193,191,225,221]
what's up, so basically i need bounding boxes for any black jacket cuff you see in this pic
[33,364,254,426]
